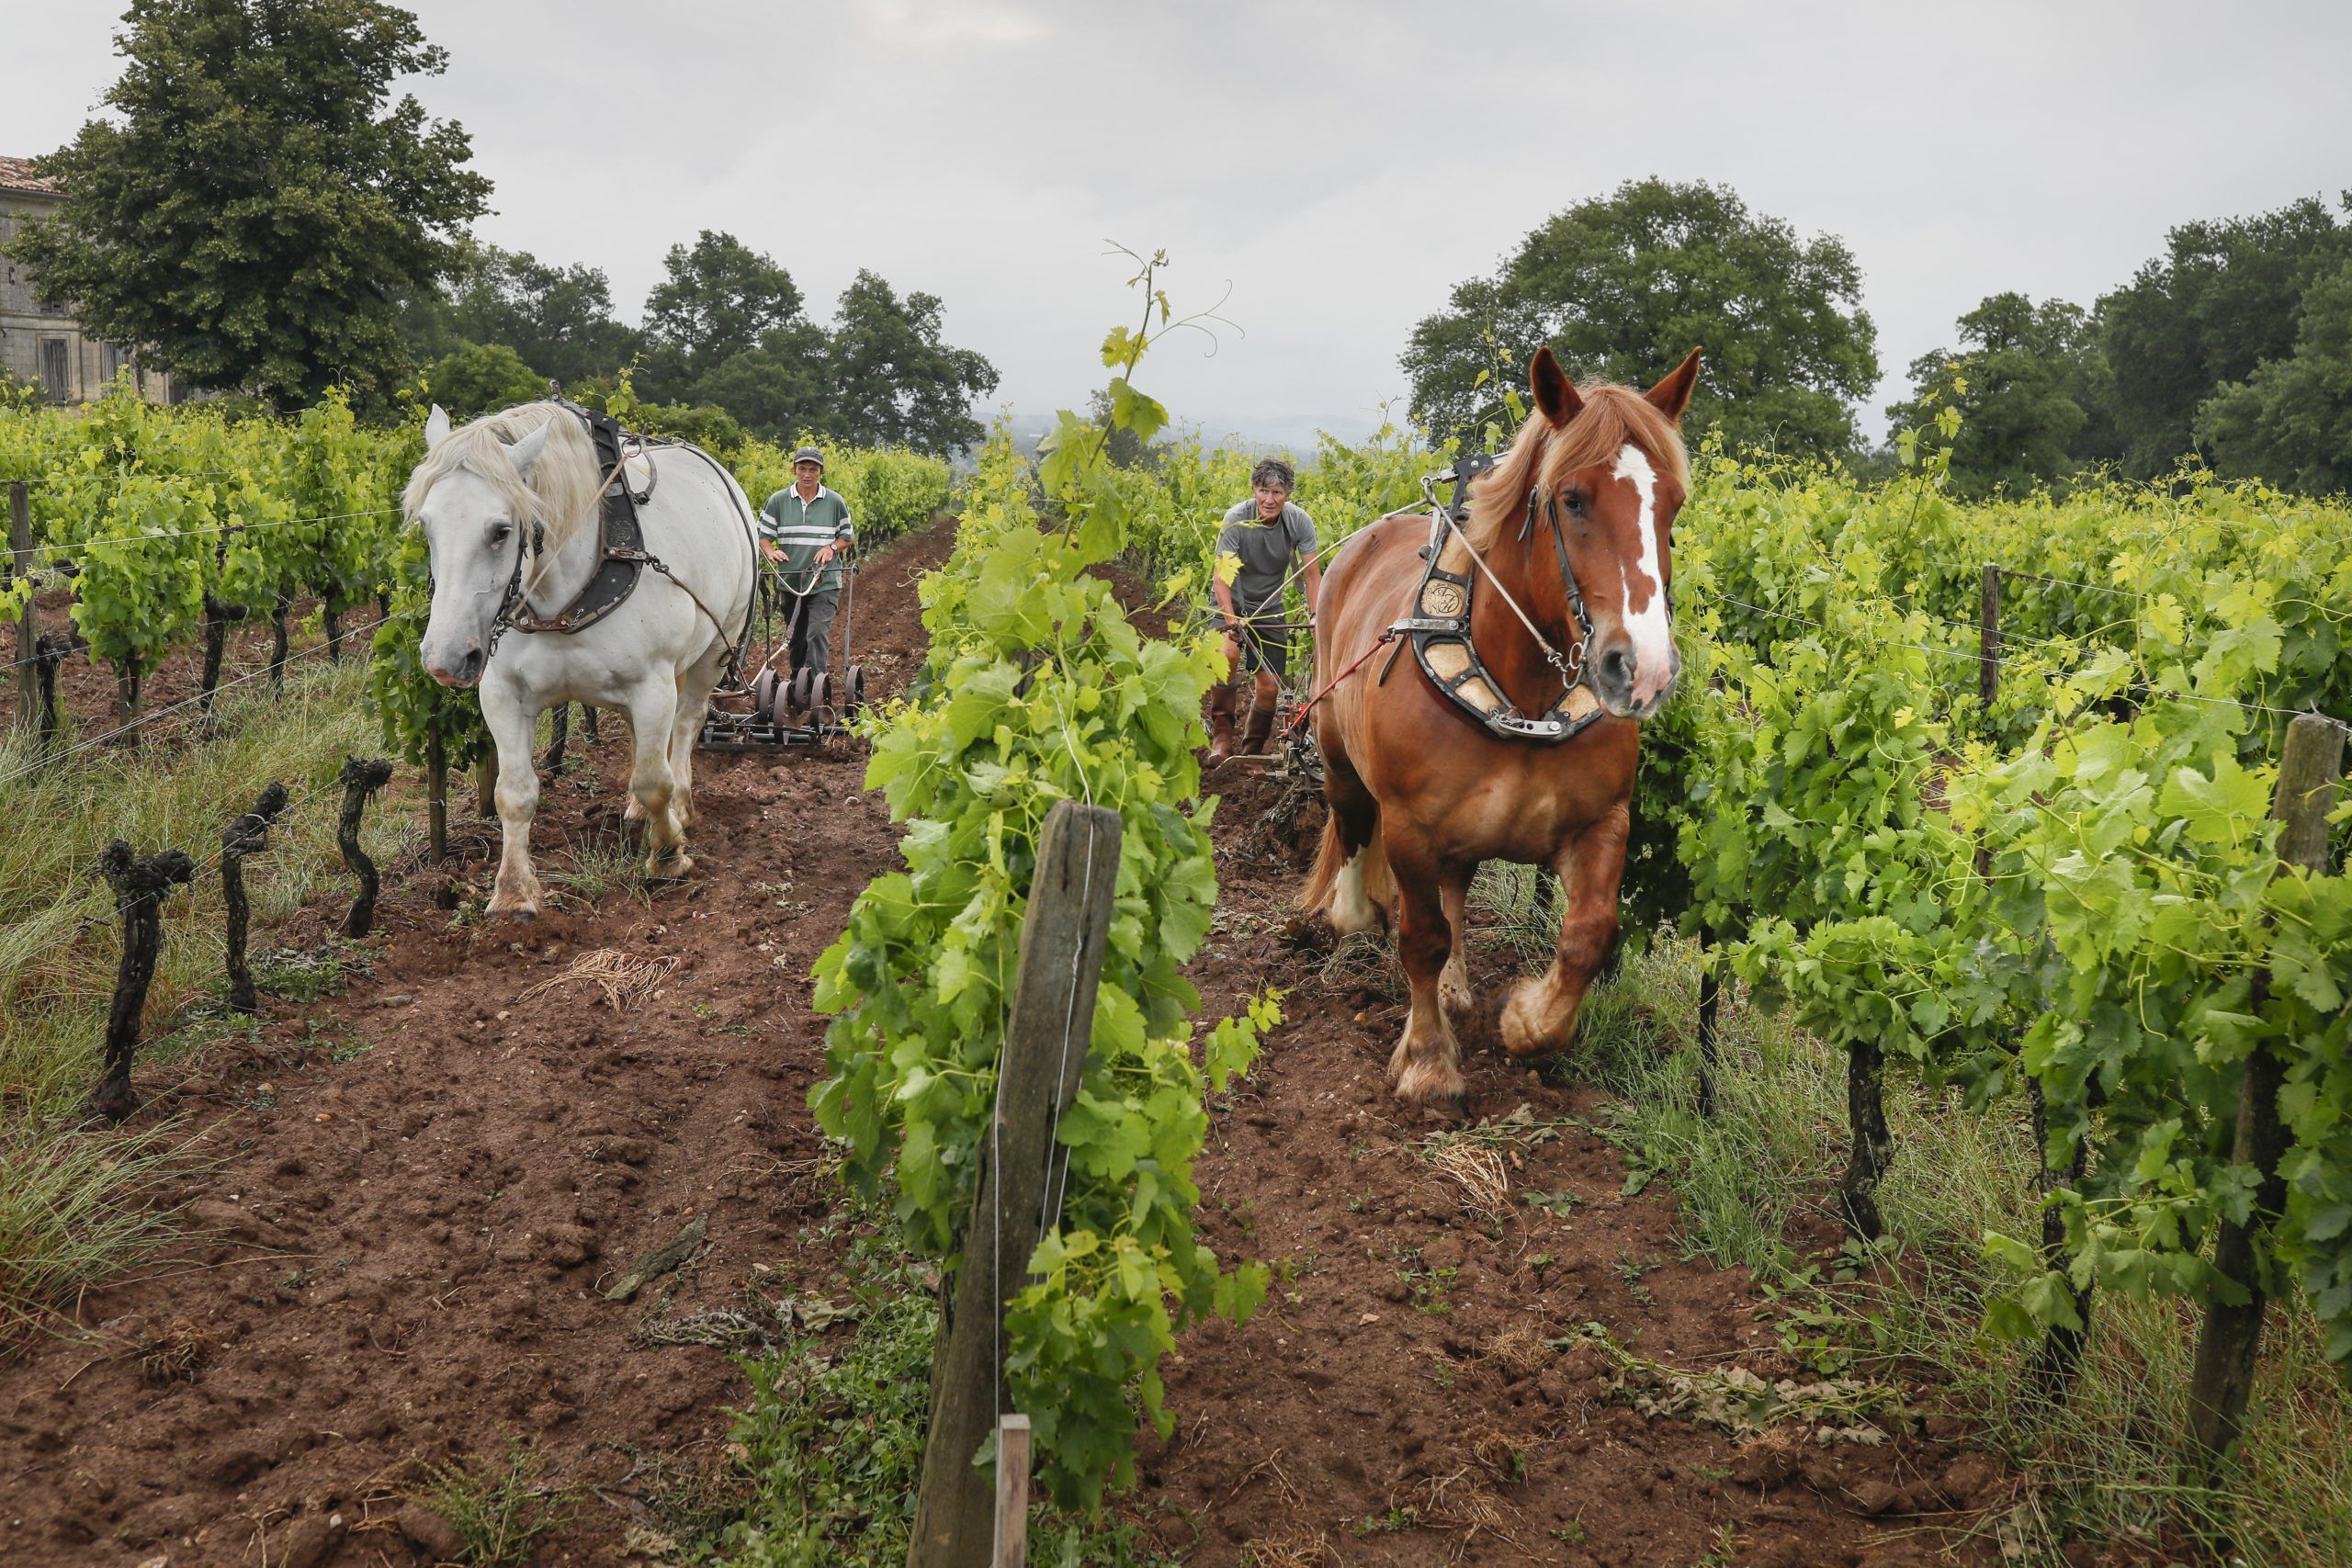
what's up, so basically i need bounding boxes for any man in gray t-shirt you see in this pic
[1208,456,1322,761]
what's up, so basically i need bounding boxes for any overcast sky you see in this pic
[7,1,2349,446]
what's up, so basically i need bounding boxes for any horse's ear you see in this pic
[1530,345,1583,426]
[1645,348,1702,423]
[504,420,555,478]
[424,403,451,446]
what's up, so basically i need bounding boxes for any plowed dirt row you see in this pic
[0,515,1998,1566]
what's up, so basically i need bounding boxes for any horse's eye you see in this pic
[488,524,511,545]
[1561,490,1586,517]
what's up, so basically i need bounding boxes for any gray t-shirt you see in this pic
[1216,501,1318,610]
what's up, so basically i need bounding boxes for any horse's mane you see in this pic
[401,401,604,596]
[1464,383,1691,549]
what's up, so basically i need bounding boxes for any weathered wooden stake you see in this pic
[992,1413,1031,1568]
[336,756,395,938]
[425,733,448,864]
[10,479,33,734]
[1839,1038,1892,1241]
[1977,564,2000,711]
[221,782,290,1014]
[908,801,1122,1568]
[322,601,344,665]
[582,703,600,741]
[2186,712,2345,1481]
[474,755,495,817]
[91,840,197,1121]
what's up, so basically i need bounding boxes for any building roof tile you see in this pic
[0,156,61,197]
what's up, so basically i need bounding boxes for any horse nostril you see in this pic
[1600,648,1633,687]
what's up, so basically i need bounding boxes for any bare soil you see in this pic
[0,518,2012,1566]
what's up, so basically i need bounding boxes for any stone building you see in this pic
[1,154,182,405]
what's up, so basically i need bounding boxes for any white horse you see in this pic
[409,401,757,918]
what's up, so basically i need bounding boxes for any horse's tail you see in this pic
[1300,815,1390,918]
[1301,815,1350,915]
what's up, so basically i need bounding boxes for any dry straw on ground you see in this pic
[517,949,678,1011]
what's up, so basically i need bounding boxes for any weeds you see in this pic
[1568,935,2352,1567]
[404,1439,572,1568]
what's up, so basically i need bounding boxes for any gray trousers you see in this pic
[783,586,840,678]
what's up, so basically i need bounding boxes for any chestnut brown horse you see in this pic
[1302,346,1699,1108]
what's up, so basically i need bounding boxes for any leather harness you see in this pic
[481,400,759,682]
[1388,453,1607,743]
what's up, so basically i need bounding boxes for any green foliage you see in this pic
[810,263,1271,1511]
[2196,252,2352,495]
[1887,293,2117,497]
[406,240,640,390]
[641,230,806,378]
[2098,194,2351,479]
[5,0,491,408]
[368,525,491,773]
[1401,177,1880,458]
[422,342,549,421]
[404,1440,571,1568]
[712,1236,1183,1567]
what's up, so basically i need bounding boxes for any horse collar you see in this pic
[487,400,651,653]
[1389,471,1607,744]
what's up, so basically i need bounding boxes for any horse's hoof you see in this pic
[505,908,537,923]
[1439,965,1475,1018]
[649,852,693,881]
[1500,986,1573,1059]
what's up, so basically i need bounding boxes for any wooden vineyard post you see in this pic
[221,783,290,1013]
[90,840,197,1120]
[10,480,33,734]
[31,635,69,755]
[425,734,448,864]
[2026,1078,2091,1393]
[993,1414,1032,1568]
[2187,712,2346,1482]
[1978,564,2000,711]
[908,801,1121,1568]
[336,757,395,938]
[473,755,495,818]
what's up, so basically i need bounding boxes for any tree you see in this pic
[641,231,803,380]
[2195,254,2352,495]
[425,243,639,389]
[2098,196,2350,478]
[6,0,489,408]
[421,342,548,420]
[1402,178,1879,458]
[820,270,999,455]
[1887,292,2116,496]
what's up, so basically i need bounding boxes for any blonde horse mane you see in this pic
[1464,382,1691,549]
[401,401,605,596]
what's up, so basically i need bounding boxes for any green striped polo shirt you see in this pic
[758,484,855,594]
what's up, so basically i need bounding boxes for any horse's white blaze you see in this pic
[1331,845,1377,934]
[1611,444,1673,705]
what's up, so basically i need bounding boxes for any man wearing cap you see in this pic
[758,446,855,682]
[1208,456,1321,762]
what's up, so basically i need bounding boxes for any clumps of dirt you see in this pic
[1152,736,2010,1563]
[0,518,960,1566]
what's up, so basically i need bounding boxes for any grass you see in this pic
[405,1439,573,1568]
[691,1226,1179,1568]
[0,653,413,1351]
[1463,856,2352,1568]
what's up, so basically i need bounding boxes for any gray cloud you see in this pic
[6,0,2346,446]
